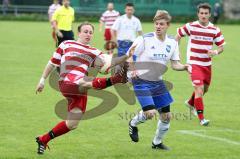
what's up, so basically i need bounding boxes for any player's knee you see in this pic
[66,108,83,130]
[66,120,79,130]
[143,109,156,119]
[194,86,204,97]
[160,112,171,122]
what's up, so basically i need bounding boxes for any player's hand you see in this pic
[130,70,138,79]
[207,50,218,57]
[185,64,192,74]
[128,45,137,58]
[35,77,45,94]
[57,31,63,38]
[36,83,44,94]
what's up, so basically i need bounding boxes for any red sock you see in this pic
[188,92,195,106]
[40,121,70,145]
[194,97,204,120]
[92,77,107,89]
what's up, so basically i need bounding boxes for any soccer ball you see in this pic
[98,53,113,74]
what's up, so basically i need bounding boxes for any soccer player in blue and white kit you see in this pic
[127,10,189,150]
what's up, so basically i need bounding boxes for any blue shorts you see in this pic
[132,78,173,110]
[117,40,136,61]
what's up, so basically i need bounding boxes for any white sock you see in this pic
[130,110,147,127]
[153,120,170,145]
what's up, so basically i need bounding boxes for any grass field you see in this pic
[0,21,240,159]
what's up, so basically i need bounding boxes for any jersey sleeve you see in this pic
[177,23,191,37]
[48,5,51,15]
[51,8,59,21]
[49,42,65,67]
[136,19,142,32]
[117,11,120,17]
[126,36,144,57]
[213,27,226,46]
[111,17,120,31]
[72,9,75,22]
[170,42,180,61]
[100,13,105,22]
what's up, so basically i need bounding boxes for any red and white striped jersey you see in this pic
[48,3,61,21]
[177,21,225,66]
[100,10,120,29]
[50,40,102,84]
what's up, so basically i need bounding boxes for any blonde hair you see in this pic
[153,10,172,23]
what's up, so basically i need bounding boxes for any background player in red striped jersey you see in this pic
[175,3,225,126]
[35,22,134,155]
[48,0,61,43]
[99,2,120,42]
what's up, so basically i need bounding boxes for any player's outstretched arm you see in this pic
[110,29,117,43]
[170,60,188,72]
[110,45,137,67]
[35,62,56,94]
[175,34,182,43]
[51,20,63,38]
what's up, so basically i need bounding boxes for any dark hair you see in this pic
[197,3,212,13]
[125,2,134,8]
[77,22,94,32]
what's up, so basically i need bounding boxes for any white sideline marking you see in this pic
[177,129,240,146]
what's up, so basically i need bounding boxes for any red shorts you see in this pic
[59,81,87,113]
[191,64,212,86]
[104,28,111,41]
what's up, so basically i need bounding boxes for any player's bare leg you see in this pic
[186,84,210,117]
[152,111,171,150]
[194,85,209,126]
[185,79,197,116]
[204,84,209,94]
[66,107,83,129]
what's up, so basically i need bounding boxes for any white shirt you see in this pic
[111,14,142,42]
[48,3,61,21]
[127,32,180,81]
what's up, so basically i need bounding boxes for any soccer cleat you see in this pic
[200,119,210,126]
[129,121,139,142]
[152,142,170,150]
[185,100,197,116]
[110,63,128,84]
[36,137,49,155]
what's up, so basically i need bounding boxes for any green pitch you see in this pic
[0,21,239,159]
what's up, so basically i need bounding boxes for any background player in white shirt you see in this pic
[111,3,142,60]
[99,2,120,42]
[176,3,225,126]
[128,10,189,150]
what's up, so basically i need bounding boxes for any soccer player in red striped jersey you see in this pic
[48,0,61,43]
[99,2,120,41]
[175,3,225,126]
[35,22,133,154]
